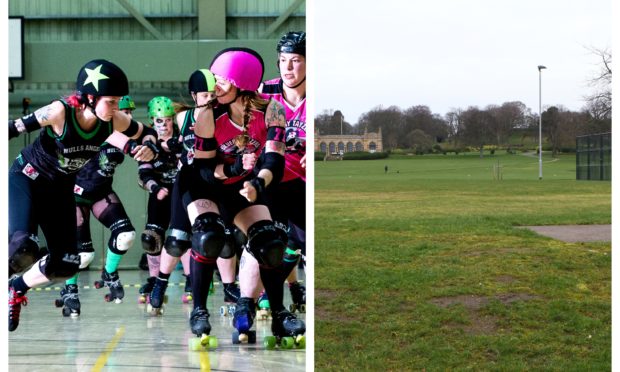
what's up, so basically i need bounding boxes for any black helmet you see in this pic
[277,31,306,57]
[76,59,129,97]
[188,69,217,94]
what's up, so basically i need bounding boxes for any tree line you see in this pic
[316,47,611,157]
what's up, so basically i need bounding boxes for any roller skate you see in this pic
[54,284,80,317]
[147,277,168,315]
[219,282,240,316]
[182,275,193,304]
[288,281,306,313]
[257,291,271,320]
[264,309,306,350]
[94,269,124,303]
[9,281,28,332]
[232,297,257,344]
[188,307,218,351]
[138,276,155,304]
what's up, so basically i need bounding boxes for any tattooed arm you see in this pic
[9,101,65,138]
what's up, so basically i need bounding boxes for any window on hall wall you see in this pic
[329,142,336,153]
[346,142,353,152]
[338,142,344,153]
[355,142,363,151]
[320,142,327,152]
[369,142,377,152]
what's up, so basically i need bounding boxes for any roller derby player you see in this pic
[8,59,156,331]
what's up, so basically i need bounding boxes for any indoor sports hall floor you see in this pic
[9,269,306,371]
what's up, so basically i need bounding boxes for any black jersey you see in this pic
[178,108,196,167]
[18,100,114,181]
[74,143,125,201]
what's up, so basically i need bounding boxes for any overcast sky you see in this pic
[312,0,612,125]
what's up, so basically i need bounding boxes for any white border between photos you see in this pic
[305,0,315,370]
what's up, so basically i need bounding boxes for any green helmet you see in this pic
[147,96,175,120]
[118,95,135,110]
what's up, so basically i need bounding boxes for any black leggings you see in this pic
[9,161,78,277]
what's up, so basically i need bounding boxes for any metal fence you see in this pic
[576,132,611,181]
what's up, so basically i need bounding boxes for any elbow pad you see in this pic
[261,151,285,184]
[9,120,19,139]
[122,119,140,137]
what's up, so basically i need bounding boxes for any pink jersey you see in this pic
[213,104,268,185]
[261,78,306,182]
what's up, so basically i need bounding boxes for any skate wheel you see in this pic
[198,334,217,349]
[94,281,103,289]
[299,304,306,313]
[62,307,71,317]
[281,336,295,349]
[232,330,241,344]
[220,306,228,316]
[288,304,296,313]
[264,335,276,350]
[138,295,146,304]
[248,331,256,344]
[189,337,203,351]
[104,294,112,302]
[239,333,248,343]
[229,305,236,314]
[296,335,306,349]
[55,299,63,308]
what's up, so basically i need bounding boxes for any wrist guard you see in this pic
[123,139,138,154]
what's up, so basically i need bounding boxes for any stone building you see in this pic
[315,127,383,154]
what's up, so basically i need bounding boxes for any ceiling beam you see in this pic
[261,0,304,38]
[116,0,165,40]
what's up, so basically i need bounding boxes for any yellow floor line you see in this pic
[200,351,211,372]
[91,326,125,371]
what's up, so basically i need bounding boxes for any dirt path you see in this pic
[517,224,611,243]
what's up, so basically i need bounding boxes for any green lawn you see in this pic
[314,152,611,371]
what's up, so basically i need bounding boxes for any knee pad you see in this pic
[9,231,40,274]
[191,212,226,258]
[164,229,192,257]
[111,230,135,253]
[219,227,236,259]
[108,219,135,254]
[141,224,165,254]
[246,220,286,268]
[39,253,80,280]
[141,230,163,255]
[77,243,96,270]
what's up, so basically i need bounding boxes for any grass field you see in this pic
[314,152,611,371]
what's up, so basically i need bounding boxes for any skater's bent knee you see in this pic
[191,212,226,258]
[9,231,40,274]
[246,220,286,269]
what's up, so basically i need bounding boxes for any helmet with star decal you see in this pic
[76,59,129,97]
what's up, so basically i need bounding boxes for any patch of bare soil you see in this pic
[430,293,540,335]
[315,288,354,323]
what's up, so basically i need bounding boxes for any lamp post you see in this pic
[538,65,546,180]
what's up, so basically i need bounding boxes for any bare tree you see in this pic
[584,46,611,121]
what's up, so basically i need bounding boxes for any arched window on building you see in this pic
[346,142,354,152]
[355,142,364,151]
[338,142,345,154]
[320,142,327,153]
[369,142,377,152]
[329,142,336,154]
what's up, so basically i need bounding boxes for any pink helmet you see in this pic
[210,47,264,92]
